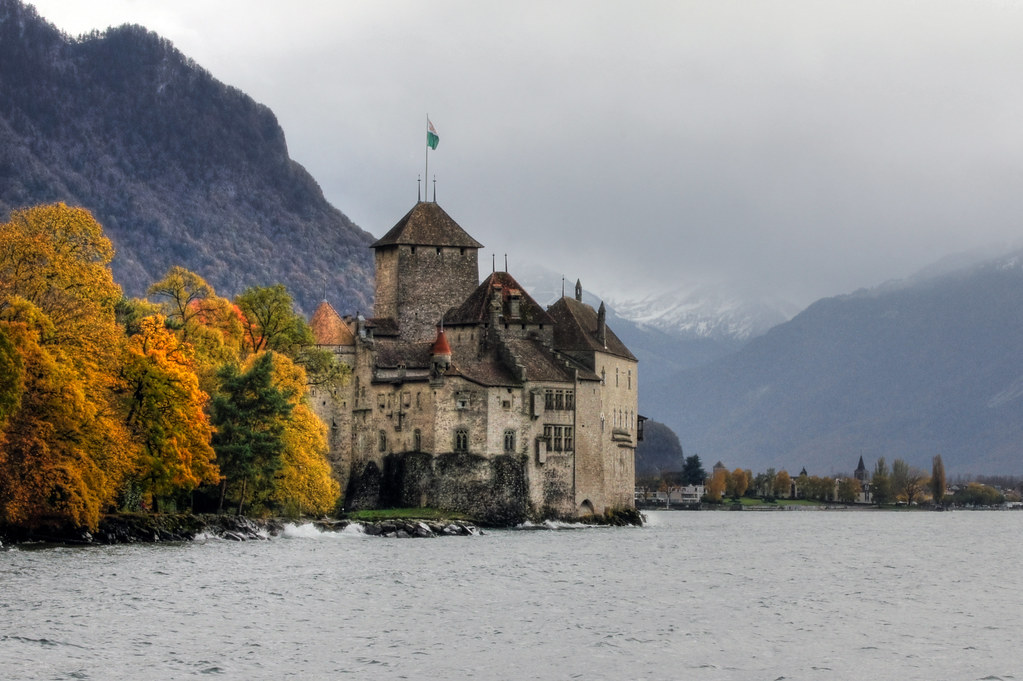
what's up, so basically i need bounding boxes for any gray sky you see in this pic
[27,0,1023,308]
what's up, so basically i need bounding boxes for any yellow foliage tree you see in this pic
[257,353,340,515]
[773,470,792,498]
[0,205,136,530]
[706,468,728,502]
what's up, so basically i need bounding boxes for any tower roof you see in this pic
[371,202,483,249]
[309,300,355,346]
[547,296,636,361]
[443,271,554,326]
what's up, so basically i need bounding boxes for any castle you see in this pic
[309,201,640,523]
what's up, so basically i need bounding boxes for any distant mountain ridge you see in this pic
[0,0,374,313]
[607,285,796,343]
[650,250,1023,475]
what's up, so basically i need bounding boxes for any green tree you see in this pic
[211,352,294,515]
[837,477,860,503]
[931,455,947,506]
[891,459,910,502]
[236,284,314,357]
[681,455,706,486]
[871,457,892,505]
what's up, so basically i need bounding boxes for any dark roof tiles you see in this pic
[371,202,483,249]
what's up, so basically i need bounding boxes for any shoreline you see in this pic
[0,513,482,547]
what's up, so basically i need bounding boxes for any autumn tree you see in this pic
[773,470,792,498]
[0,205,136,530]
[121,315,219,511]
[146,266,216,338]
[902,467,930,506]
[0,325,22,431]
[705,468,728,502]
[259,354,339,516]
[871,458,892,505]
[728,468,749,499]
[931,455,947,506]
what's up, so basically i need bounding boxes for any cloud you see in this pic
[27,0,1023,307]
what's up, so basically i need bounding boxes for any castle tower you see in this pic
[371,202,483,342]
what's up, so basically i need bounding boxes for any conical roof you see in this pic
[371,202,483,249]
[309,300,355,346]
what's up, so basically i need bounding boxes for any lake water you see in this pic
[2,510,1021,680]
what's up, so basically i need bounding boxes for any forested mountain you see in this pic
[0,0,373,313]
[652,252,1023,475]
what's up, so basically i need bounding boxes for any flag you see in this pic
[427,118,439,150]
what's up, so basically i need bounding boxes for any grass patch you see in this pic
[343,508,473,522]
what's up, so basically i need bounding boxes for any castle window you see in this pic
[545,425,574,452]
[436,247,442,255]
[411,246,416,254]
[565,390,575,410]
[504,429,516,452]
[628,370,632,390]
[455,392,469,410]
[379,430,387,452]
[413,429,422,452]
[454,428,468,453]
[601,368,606,385]
[616,368,619,387]
[502,399,512,410]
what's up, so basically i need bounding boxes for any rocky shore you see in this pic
[0,513,482,546]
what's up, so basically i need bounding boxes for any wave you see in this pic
[281,522,366,539]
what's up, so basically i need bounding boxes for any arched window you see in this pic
[454,428,469,453]
[378,430,387,452]
[504,429,516,452]
[413,429,422,452]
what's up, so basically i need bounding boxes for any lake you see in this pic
[2,510,1021,680]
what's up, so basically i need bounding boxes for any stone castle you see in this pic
[309,201,639,523]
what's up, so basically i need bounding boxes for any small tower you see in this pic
[431,324,452,377]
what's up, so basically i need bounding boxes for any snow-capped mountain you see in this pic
[606,287,798,342]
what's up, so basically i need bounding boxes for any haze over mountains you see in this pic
[647,253,1023,476]
[4,0,1022,477]
[0,0,373,314]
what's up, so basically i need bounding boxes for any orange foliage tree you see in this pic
[121,315,219,511]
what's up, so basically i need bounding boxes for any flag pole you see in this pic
[424,114,429,203]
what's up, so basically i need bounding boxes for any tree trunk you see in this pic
[237,478,247,516]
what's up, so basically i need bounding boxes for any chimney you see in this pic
[597,301,607,348]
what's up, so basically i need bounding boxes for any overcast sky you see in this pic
[27,0,1023,308]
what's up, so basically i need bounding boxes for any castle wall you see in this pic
[595,351,639,510]
[375,244,479,342]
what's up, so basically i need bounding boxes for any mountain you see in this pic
[0,0,374,314]
[607,284,797,343]
[652,251,1023,476]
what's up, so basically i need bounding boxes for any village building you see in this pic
[309,201,639,523]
